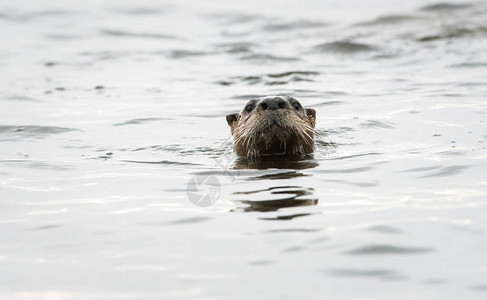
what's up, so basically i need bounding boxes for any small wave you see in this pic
[79,50,130,61]
[216,42,255,54]
[2,94,38,102]
[229,94,264,100]
[422,279,448,285]
[314,166,373,174]
[357,15,416,26]
[99,29,178,40]
[114,118,170,126]
[240,53,300,63]
[0,125,78,140]
[44,34,84,41]
[324,127,355,135]
[420,2,472,11]
[128,144,184,152]
[327,268,406,280]
[450,62,487,68]
[269,77,314,85]
[458,82,487,86]
[345,244,434,255]
[0,160,73,171]
[401,166,442,173]
[262,20,326,31]
[265,80,294,85]
[164,50,209,59]
[30,225,62,231]
[239,76,261,84]
[417,26,487,42]
[0,10,73,22]
[206,13,259,25]
[313,41,376,54]
[267,228,321,233]
[312,100,345,107]
[367,225,404,234]
[360,120,395,129]
[267,71,320,78]
[327,153,381,161]
[216,81,234,86]
[420,165,470,178]
[324,179,378,187]
[470,285,487,291]
[122,160,200,166]
[224,71,319,86]
[112,7,167,16]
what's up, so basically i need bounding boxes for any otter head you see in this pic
[226,96,316,158]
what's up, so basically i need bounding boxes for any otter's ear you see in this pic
[226,113,239,127]
[305,108,316,128]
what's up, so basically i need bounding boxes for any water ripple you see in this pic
[262,20,326,31]
[313,41,377,54]
[0,125,79,140]
[122,160,200,166]
[420,165,471,178]
[357,15,417,26]
[113,118,171,126]
[345,244,434,255]
[0,10,74,22]
[327,268,406,281]
[420,3,472,11]
[367,225,404,234]
[417,26,487,42]
[99,29,179,40]
[235,186,318,212]
[240,53,300,63]
[112,7,167,16]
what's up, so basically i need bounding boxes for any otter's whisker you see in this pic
[216,135,233,152]
[313,129,334,148]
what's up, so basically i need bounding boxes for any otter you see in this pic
[226,96,316,158]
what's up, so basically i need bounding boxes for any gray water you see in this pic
[1,0,487,299]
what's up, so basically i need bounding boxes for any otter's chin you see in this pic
[252,127,293,156]
[260,142,287,156]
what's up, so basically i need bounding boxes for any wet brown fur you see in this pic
[226,96,316,158]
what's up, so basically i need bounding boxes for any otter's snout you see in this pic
[258,97,288,111]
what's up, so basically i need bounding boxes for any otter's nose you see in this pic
[259,98,287,111]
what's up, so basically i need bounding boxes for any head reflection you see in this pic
[230,156,319,213]
[234,186,317,212]
[233,155,318,170]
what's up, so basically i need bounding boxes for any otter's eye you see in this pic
[292,102,301,110]
[245,104,255,113]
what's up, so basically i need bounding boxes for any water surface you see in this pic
[1,0,487,299]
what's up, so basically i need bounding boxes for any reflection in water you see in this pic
[260,212,318,221]
[233,156,319,170]
[248,171,310,180]
[235,187,318,212]
[232,156,319,212]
